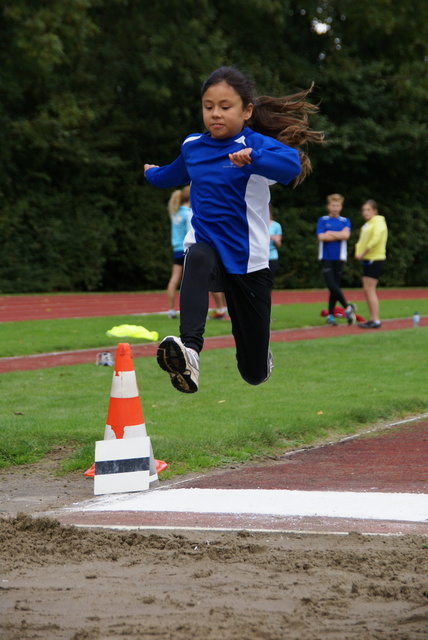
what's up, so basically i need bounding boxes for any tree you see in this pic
[0,0,427,291]
[0,0,116,291]
[306,0,428,286]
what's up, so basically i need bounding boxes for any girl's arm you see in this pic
[246,139,301,185]
[270,233,282,248]
[229,148,253,167]
[355,247,370,261]
[144,155,190,189]
[229,134,301,184]
[365,219,384,250]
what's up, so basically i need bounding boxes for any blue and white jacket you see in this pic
[145,127,300,274]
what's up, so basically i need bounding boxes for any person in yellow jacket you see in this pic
[355,199,388,328]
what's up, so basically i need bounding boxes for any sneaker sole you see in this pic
[157,338,198,394]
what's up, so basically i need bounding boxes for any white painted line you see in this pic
[68,488,428,523]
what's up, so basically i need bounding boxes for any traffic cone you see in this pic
[84,342,167,492]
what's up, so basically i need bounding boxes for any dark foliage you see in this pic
[0,0,427,292]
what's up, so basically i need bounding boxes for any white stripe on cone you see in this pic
[110,370,139,399]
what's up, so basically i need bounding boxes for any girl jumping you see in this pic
[144,66,323,393]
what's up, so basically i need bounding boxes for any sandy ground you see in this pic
[1,291,427,639]
[1,457,428,640]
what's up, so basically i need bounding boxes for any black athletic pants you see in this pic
[321,259,348,314]
[180,243,273,385]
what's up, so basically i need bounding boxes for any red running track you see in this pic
[0,288,427,322]
[0,289,426,373]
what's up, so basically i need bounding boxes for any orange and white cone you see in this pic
[84,342,167,487]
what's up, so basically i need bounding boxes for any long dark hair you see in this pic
[202,66,324,185]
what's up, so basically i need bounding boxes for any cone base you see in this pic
[155,459,168,473]
[84,463,95,477]
[84,459,167,478]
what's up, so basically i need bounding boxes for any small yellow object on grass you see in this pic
[106,324,159,341]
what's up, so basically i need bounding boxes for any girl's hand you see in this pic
[229,148,253,167]
[144,163,159,174]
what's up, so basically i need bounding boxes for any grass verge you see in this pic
[1,328,426,478]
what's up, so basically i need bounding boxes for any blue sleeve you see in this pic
[316,217,325,235]
[145,153,190,189]
[249,138,301,185]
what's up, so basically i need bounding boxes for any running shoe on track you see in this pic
[358,320,382,329]
[157,336,199,393]
[345,303,357,326]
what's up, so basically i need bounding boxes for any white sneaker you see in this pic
[262,349,274,383]
[157,336,199,393]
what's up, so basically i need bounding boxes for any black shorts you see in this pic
[362,260,385,279]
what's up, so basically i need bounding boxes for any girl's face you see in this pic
[202,81,253,139]
[361,204,376,221]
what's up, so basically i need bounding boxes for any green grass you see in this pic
[1,298,427,358]
[1,323,426,477]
